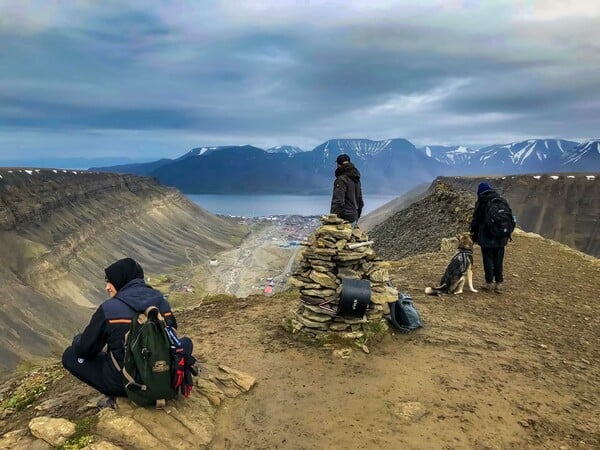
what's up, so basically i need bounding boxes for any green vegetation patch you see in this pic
[283,315,389,351]
[56,415,98,450]
[0,365,63,412]
[281,317,296,335]
[165,291,201,310]
[356,319,388,346]
[146,273,173,292]
[271,289,300,302]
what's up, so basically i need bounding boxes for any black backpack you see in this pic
[387,293,423,333]
[484,196,515,239]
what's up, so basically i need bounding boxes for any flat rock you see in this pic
[0,428,51,450]
[89,364,256,450]
[28,416,76,447]
[308,270,338,289]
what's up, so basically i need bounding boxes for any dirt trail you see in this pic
[193,217,316,298]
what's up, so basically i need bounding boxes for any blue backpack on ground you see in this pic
[387,293,423,333]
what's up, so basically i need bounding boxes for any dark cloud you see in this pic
[0,1,599,159]
[0,97,197,130]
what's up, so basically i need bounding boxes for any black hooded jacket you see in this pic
[330,162,364,223]
[72,279,175,374]
[470,189,509,248]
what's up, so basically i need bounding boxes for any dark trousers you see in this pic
[62,347,126,397]
[62,337,193,397]
[481,246,505,283]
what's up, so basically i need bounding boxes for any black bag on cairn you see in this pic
[338,278,371,317]
[388,293,423,333]
[484,196,516,239]
[120,306,179,407]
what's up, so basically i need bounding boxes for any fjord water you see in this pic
[186,194,398,217]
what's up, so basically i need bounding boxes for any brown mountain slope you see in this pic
[437,173,600,257]
[1,229,599,449]
[359,182,430,231]
[0,168,246,373]
[370,181,475,259]
[363,173,600,258]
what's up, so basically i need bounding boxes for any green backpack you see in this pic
[119,306,178,407]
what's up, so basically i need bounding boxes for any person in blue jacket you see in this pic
[62,257,190,408]
[469,182,510,294]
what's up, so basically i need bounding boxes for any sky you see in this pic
[1,0,599,162]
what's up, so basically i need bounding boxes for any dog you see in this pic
[425,233,477,295]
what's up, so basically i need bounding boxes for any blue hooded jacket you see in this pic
[72,278,175,372]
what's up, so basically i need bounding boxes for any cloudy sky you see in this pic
[1,0,599,162]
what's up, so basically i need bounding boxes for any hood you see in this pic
[336,162,361,182]
[478,189,499,202]
[115,279,165,312]
[104,257,144,292]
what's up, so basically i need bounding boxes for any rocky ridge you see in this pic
[370,181,475,260]
[363,173,600,259]
[437,173,600,258]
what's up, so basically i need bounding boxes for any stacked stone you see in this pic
[287,214,399,340]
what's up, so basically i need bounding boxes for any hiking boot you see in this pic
[495,283,504,294]
[96,396,116,410]
[482,282,494,291]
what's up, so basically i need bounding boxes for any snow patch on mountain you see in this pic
[265,145,305,156]
[419,145,476,165]
[178,145,265,160]
[562,140,600,166]
[322,139,394,160]
[314,139,417,167]
[477,139,579,169]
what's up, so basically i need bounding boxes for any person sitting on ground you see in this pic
[330,153,364,228]
[62,257,192,408]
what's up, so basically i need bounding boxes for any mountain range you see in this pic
[90,138,600,195]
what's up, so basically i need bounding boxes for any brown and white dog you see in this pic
[425,233,477,295]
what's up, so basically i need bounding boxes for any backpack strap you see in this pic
[109,326,148,392]
[110,349,121,373]
[144,305,165,322]
[109,349,143,391]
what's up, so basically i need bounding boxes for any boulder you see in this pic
[29,417,76,447]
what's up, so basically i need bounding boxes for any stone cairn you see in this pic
[287,214,399,343]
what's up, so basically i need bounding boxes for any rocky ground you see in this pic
[370,181,475,260]
[1,211,599,448]
[191,229,600,450]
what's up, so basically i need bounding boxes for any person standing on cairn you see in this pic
[330,154,364,228]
